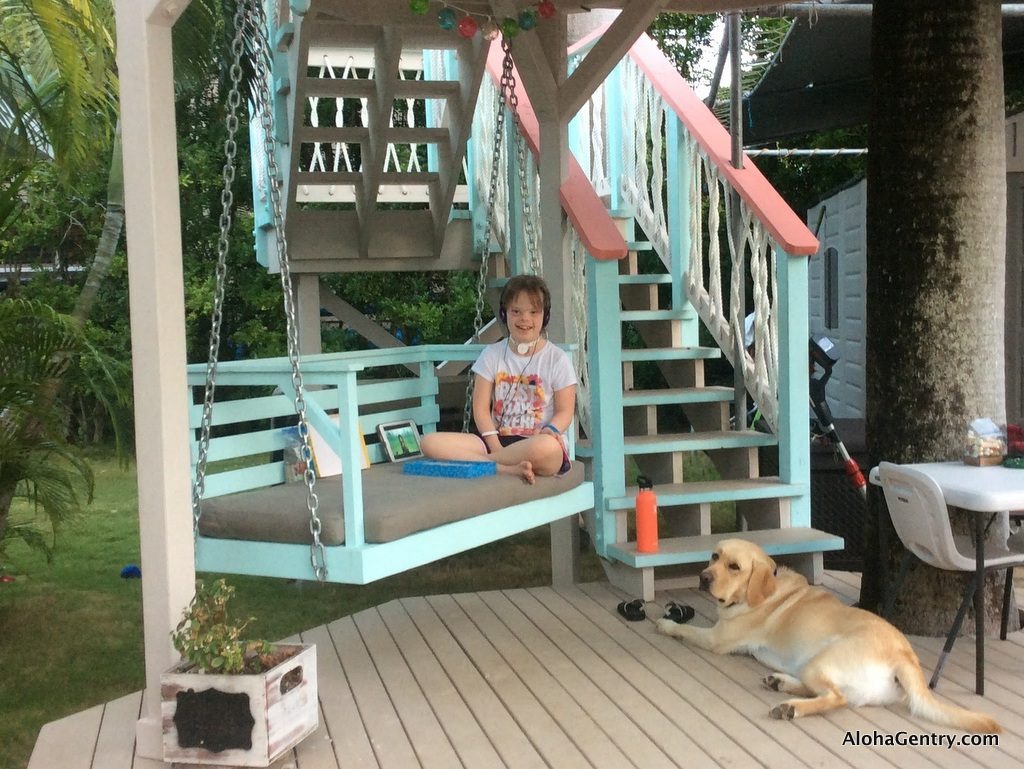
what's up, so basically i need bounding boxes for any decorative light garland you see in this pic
[410,0,556,39]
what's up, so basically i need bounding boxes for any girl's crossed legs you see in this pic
[419,431,566,484]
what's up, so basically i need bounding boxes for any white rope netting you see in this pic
[576,54,783,432]
[568,226,591,435]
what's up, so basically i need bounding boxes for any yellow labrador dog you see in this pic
[656,538,1000,733]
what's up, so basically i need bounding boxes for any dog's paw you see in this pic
[769,703,796,721]
[655,617,678,636]
[763,674,782,691]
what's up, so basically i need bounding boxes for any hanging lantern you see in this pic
[409,0,429,14]
[518,9,538,30]
[438,6,457,30]
[500,16,520,37]
[457,15,478,38]
[537,1,556,20]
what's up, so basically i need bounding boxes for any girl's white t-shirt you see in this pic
[471,340,576,437]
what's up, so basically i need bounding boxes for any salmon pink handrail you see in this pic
[626,33,817,256]
[484,44,627,261]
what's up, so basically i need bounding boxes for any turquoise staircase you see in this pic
[255,3,844,599]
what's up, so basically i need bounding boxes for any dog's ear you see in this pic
[745,557,777,607]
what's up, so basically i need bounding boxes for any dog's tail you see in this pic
[895,650,1001,733]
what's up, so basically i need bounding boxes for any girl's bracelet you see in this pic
[541,423,561,436]
[480,430,498,437]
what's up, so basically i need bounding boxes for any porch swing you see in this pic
[188,0,593,584]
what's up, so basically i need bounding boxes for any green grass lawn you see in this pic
[0,453,604,769]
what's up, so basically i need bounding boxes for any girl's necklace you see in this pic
[497,340,539,430]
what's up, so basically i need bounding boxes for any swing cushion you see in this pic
[197,461,585,545]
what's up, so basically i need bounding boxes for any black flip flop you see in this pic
[616,599,647,622]
[663,601,695,624]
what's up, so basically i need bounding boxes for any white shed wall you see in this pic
[807,179,867,418]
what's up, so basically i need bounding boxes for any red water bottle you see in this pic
[635,475,659,553]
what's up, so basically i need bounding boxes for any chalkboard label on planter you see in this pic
[174,688,255,752]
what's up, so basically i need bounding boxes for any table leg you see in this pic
[975,510,984,696]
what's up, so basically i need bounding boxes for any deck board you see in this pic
[353,607,464,769]
[500,588,708,769]
[451,591,636,769]
[92,692,140,769]
[329,613,422,769]
[300,622,375,768]
[27,574,1021,769]
[375,600,506,769]
[530,585,772,768]
[27,703,102,769]
[425,593,594,769]
[401,596,547,769]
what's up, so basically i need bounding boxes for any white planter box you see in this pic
[161,643,317,767]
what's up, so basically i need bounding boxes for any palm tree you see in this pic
[0,298,129,557]
[0,0,228,558]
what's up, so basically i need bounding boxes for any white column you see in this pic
[113,0,196,759]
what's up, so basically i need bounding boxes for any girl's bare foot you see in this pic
[498,459,535,484]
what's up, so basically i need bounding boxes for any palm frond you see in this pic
[0,0,117,175]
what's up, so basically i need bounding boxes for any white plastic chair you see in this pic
[877,461,1024,688]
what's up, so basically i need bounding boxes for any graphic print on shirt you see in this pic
[494,370,549,435]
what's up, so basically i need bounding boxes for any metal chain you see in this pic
[246,0,327,580]
[192,0,248,540]
[506,56,541,276]
[462,39,515,432]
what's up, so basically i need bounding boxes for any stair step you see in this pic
[295,171,439,186]
[577,430,777,457]
[300,78,461,100]
[623,386,734,407]
[617,274,673,285]
[620,309,693,322]
[296,126,451,144]
[621,346,720,362]
[606,527,844,569]
[608,478,804,510]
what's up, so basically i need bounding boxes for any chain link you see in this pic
[244,0,327,580]
[463,39,516,432]
[192,0,249,541]
[505,55,541,276]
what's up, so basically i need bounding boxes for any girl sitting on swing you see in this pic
[420,275,575,484]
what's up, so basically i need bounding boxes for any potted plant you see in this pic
[160,579,318,767]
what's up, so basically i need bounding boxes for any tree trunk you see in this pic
[0,124,125,539]
[863,0,1013,635]
[73,121,124,329]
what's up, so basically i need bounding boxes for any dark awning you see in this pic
[743,9,1024,146]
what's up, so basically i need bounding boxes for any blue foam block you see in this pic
[402,459,497,478]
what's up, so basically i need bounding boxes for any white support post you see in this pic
[113,0,196,759]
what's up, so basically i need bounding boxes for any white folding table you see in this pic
[870,461,1024,694]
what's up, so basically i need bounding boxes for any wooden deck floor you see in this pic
[28,574,1024,769]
